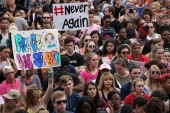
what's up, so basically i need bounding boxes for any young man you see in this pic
[60,75,82,112]
[51,91,73,113]
[1,89,21,113]
[160,5,167,14]
[65,37,85,74]
[0,17,9,46]
[121,65,141,103]
[161,14,170,26]
[133,96,148,113]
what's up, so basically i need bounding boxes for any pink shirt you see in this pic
[79,69,99,82]
[0,78,26,96]
[87,24,101,35]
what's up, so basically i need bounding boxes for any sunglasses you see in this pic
[151,71,160,75]
[43,17,50,19]
[56,100,67,104]
[88,45,95,48]
[5,72,14,76]
[85,39,91,42]
[121,51,130,55]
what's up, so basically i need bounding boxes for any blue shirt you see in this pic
[121,82,132,101]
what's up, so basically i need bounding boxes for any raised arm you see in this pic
[78,29,87,48]
[20,70,27,102]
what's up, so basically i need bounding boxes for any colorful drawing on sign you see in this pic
[53,2,89,31]
[11,29,61,70]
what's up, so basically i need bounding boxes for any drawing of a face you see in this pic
[45,33,54,45]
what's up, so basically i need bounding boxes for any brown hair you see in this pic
[51,91,66,103]
[59,75,73,84]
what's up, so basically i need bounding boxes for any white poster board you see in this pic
[11,29,61,70]
[131,60,147,74]
[53,2,89,31]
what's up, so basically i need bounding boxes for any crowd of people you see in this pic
[1,0,170,113]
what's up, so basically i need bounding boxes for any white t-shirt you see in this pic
[0,31,8,46]
[147,33,160,40]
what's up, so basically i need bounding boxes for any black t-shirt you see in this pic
[66,52,85,67]
[109,19,120,33]
[114,5,124,19]
[164,43,170,51]
[42,71,81,91]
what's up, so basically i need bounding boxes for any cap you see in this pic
[60,56,70,70]
[99,63,111,70]
[29,1,39,10]
[93,0,100,7]
[159,74,170,85]
[3,89,21,100]
[126,3,133,9]
[103,32,113,39]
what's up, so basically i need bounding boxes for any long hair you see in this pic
[132,78,144,92]
[85,52,98,71]
[90,30,103,47]
[75,96,97,113]
[146,65,161,92]
[98,72,116,90]
[102,39,117,56]
[83,82,103,106]
[151,45,164,60]
[84,41,95,60]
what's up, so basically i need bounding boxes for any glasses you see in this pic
[133,72,141,74]
[43,17,50,19]
[56,100,67,104]
[88,45,95,48]
[121,51,130,55]
[5,71,14,76]
[85,39,91,42]
[151,71,160,75]
[2,51,10,54]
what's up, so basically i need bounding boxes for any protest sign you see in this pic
[131,60,147,74]
[11,29,61,70]
[53,2,89,31]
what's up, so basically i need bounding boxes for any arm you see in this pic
[75,66,84,74]
[73,84,83,92]
[35,75,42,90]
[78,29,87,47]
[20,70,27,102]
[27,10,31,23]
[9,59,18,74]
[78,76,85,89]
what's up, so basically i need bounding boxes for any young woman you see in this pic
[113,0,124,19]
[128,42,148,62]
[75,96,97,113]
[84,41,95,60]
[0,46,17,83]
[124,78,150,106]
[114,58,130,88]
[20,69,53,113]
[107,90,121,113]
[102,39,117,64]
[160,26,170,51]
[145,65,161,95]
[163,50,170,62]
[59,33,69,47]
[98,72,120,103]
[83,82,108,111]
[90,30,103,49]
[79,52,99,88]
[80,35,92,54]
[146,22,160,40]
[32,11,43,29]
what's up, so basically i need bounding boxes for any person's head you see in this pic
[156,13,163,24]
[90,30,102,47]
[114,58,128,75]
[64,37,75,53]
[151,38,164,48]
[126,27,135,39]
[125,3,134,14]
[157,62,167,75]
[102,32,113,43]
[14,109,28,113]
[118,27,127,39]
[98,72,115,90]
[88,0,93,8]
[137,0,145,5]
[132,78,144,93]
[133,96,148,113]
[60,75,74,93]
[138,25,149,39]
[144,60,159,70]
[163,50,170,62]
[99,63,111,74]
[165,0,170,6]
[84,41,95,56]
[75,96,97,113]
[6,0,15,7]
[117,44,131,59]
[159,74,170,90]
[19,10,26,19]
[129,65,141,80]
[0,17,9,30]
[102,39,117,56]
[160,26,170,43]
[42,12,51,24]
[93,0,100,11]
[29,1,39,12]
[146,22,157,34]
[51,91,67,113]
[35,106,49,113]
[162,14,170,26]
[131,41,141,55]
[26,69,35,79]
[14,10,22,17]
[88,10,94,23]
[3,89,21,108]
[160,5,167,14]
[93,16,101,25]
[150,88,166,101]
[2,66,15,80]
[59,33,69,47]
[151,46,164,61]
[149,3,157,13]
[26,84,41,107]
[104,6,115,16]
[114,0,121,5]
[85,52,99,71]
[121,104,133,113]
[144,97,162,113]
[102,15,111,27]
[107,90,121,108]
[82,35,92,48]
[142,8,154,22]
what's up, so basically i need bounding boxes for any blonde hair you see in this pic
[146,65,161,92]
[59,75,73,84]
[36,106,49,113]
[85,52,98,71]
[98,72,115,90]
[51,91,66,103]
[132,78,144,92]
[93,16,101,23]
[84,41,95,60]
[114,58,128,68]
[151,45,164,60]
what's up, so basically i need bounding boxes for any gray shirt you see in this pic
[15,17,28,31]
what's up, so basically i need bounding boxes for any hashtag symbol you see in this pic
[54,5,64,16]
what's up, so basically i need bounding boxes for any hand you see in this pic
[108,100,114,113]
[20,70,26,77]
[48,67,53,73]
